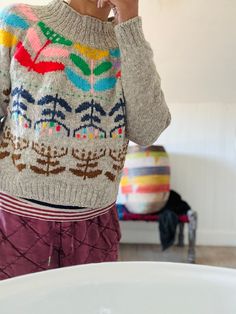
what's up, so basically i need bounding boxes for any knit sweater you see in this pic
[0,0,171,219]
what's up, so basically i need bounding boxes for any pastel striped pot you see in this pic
[119,145,170,214]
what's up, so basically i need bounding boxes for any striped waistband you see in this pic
[0,191,116,222]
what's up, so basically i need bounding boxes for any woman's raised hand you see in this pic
[97,0,139,24]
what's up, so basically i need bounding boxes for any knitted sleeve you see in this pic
[114,16,171,147]
[0,5,17,126]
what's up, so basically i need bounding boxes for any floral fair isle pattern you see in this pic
[0,4,125,142]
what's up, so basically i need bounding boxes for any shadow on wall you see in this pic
[168,152,236,231]
[157,0,187,10]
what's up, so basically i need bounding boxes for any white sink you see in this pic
[0,261,236,314]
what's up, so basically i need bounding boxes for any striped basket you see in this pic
[118,145,170,214]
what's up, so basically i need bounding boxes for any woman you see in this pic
[0,0,171,280]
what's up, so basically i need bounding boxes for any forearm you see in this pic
[114,16,171,146]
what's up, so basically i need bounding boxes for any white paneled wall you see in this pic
[139,0,236,246]
[1,0,236,246]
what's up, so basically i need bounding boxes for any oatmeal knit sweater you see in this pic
[0,0,171,219]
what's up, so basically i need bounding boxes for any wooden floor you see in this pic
[118,244,236,269]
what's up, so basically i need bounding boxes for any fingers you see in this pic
[97,0,118,24]
[97,0,111,8]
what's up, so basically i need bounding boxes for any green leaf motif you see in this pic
[93,61,113,76]
[38,21,73,46]
[70,54,91,76]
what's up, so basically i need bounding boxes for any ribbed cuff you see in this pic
[114,16,146,47]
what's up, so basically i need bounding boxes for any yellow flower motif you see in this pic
[0,30,18,48]
[73,42,109,60]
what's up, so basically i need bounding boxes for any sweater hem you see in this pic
[0,172,119,209]
[0,191,116,222]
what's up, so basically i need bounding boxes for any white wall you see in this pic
[139,0,236,246]
[1,0,236,246]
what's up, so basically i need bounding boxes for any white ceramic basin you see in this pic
[0,261,236,314]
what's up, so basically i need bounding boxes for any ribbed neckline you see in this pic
[32,0,118,49]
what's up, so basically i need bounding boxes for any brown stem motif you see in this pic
[0,126,12,160]
[104,142,129,182]
[10,133,29,172]
[30,142,68,176]
[69,148,106,180]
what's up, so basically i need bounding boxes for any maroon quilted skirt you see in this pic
[0,196,121,280]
